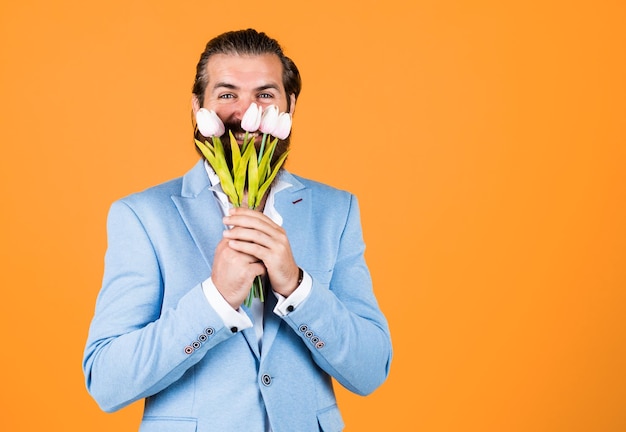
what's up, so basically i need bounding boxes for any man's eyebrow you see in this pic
[255,83,281,92]
[211,82,282,92]
[212,82,238,91]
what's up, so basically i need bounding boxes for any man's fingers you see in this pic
[223,207,278,232]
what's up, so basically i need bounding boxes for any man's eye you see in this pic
[258,93,273,99]
[219,94,235,99]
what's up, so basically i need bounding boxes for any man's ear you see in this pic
[289,93,296,116]
[192,96,200,114]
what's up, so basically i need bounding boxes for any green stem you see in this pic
[258,133,268,164]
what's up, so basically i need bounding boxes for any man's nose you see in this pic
[231,97,254,120]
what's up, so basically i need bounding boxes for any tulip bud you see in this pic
[271,113,292,140]
[196,108,225,137]
[259,105,279,134]
[241,102,262,132]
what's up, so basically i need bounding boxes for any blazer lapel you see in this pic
[170,160,225,270]
[273,172,312,267]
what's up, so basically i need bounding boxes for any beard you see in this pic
[194,121,291,184]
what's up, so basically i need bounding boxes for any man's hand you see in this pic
[219,207,300,301]
[211,236,267,309]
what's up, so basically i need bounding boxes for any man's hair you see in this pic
[192,28,302,109]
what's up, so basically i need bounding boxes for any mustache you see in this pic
[220,122,246,138]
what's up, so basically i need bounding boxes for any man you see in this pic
[83,29,392,432]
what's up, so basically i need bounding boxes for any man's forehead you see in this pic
[205,53,284,87]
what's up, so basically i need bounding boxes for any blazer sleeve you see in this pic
[82,200,233,413]
[280,194,393,395]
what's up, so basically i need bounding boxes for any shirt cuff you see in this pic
[273,270,312,316]
[202,277,253,330]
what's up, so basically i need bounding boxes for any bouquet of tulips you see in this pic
[195,103,292,307]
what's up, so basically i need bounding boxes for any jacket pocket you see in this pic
[139,417,197,432]
[317,405,344,431]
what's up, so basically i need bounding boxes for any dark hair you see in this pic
[192,28,302,110]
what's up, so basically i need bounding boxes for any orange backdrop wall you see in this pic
[1,1,625,431]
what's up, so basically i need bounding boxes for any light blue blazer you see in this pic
[83,160,392,432]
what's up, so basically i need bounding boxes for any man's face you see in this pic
[199,53,294,143]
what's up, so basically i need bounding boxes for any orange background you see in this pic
[1,1,625,431]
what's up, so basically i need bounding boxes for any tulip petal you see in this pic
[196,108,225,137]
[241,103,262,132]
[271,113,292,140]
[259,105,279,134]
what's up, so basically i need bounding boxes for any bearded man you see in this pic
[83,29,392,432]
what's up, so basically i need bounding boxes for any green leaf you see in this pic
[257,276,264,302]
[195,138,215,154]
[211,137,239,206]
[244,286,254,307]
[247,146,259,209]
[258,134,268,164]
[255,150,289,208]
[195,139,216,164]
[234,142,254,203]
[258,137,278,184]
[266,136,279,169]
[240,132,255,155]
[229,130,241,176]
[197,137,242,206]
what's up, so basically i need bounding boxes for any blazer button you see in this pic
[184,346,194,355]
[298,324,308,332]
[310,336,320,344]
[198,333,208,342]
[315,341,325,349]
[304,330,314,339]
[205,327,215,336]
[261,374,272,386]
[192,341,201,349]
